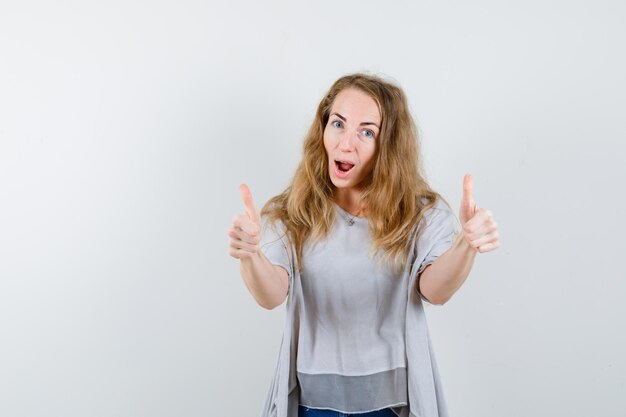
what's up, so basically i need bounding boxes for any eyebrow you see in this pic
[331,112,380,129]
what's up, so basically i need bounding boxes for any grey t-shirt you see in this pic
[259,200,458,414]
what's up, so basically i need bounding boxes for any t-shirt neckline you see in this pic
[334,203,367,225]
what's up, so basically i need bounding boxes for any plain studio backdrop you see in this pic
[1,1,624,416]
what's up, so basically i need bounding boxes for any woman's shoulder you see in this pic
[260,215,288,234]
[258,216,290,246]
[414,196,458,234]
[418,196,454,219]
[414,196,460,238]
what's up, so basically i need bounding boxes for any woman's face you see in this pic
[323,88,381,195]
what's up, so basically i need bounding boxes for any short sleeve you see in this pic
[259,218,293,279]
[414,202,461,303]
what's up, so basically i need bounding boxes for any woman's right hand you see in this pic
[228,183,289,309]
[228,183,262,260]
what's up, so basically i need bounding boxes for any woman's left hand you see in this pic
[459,174,500,253]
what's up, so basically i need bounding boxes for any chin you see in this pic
[329,174,357,190]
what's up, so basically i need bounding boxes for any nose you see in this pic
[338,129,358,151]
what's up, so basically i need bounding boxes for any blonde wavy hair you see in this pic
[261,73,451,272]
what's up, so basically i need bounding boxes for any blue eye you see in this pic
[331,120,343,128]
[361,129,375,139]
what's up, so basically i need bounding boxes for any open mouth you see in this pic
[335,160,355,173]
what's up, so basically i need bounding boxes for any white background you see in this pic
[1,1,624,416]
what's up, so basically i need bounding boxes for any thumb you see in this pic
[461,174,477,221]
[239,183,261,224]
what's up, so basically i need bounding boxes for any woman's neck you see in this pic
[334,189,367,218]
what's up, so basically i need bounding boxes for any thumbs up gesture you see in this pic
[459,174,500,253]
[228,183,262,259]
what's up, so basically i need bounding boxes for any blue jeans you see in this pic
[298,405,397,417]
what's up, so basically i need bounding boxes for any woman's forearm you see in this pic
[240,252,289,310]
[419,233,477,305]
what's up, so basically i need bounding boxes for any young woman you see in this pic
[228,73,500,417]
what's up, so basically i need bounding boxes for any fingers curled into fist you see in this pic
[461,207,500,253]
[228,184,262,260]
[459,174,500,254]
